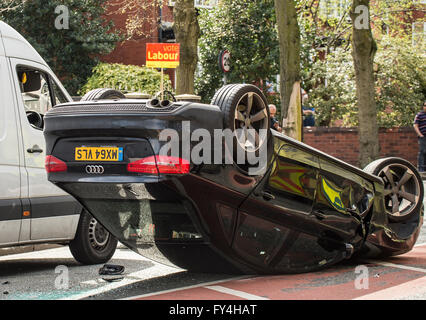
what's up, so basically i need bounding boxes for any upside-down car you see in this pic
[43,84,424,274]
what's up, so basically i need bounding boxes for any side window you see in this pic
[16,67,68,129]
[17,67,52,117]
[51,80,68,105]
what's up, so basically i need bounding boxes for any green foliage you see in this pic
[0,0,122,95]
[297,0,425,128]
[196,0,279,103]
[375,37,426,127]
[306,36,426,128]
[79,63,171,96]
[304,47,356,127]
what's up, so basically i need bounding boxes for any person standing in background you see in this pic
[269,104,282,133]
[302,92,315,127]
[413,101,426,172]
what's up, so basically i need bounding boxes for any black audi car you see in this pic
[42,84,424,274]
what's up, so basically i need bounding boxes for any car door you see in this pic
[252,142,320,215]
[9,58,80,241]
[0,52,23,245]
[234,139,324,271]
[313,157,375,242]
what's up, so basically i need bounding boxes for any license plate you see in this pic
[75,147,123,162]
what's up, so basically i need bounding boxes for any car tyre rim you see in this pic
[378,164,421,218]
[233,92,269,153]
[89,218,110,250]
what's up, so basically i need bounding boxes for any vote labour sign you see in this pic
[146,43,180,69]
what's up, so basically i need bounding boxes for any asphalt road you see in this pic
[0,187,425,301]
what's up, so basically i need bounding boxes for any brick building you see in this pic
[101,1,175,85]
[101,0,218,88]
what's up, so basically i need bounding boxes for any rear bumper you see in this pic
[44,100,224,158]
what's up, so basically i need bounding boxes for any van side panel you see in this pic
[9,57,80,241]
[0,51,22,244]
[0,22,45,65]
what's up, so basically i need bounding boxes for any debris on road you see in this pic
[99,264,125,276]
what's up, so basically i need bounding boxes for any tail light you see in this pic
[127,156,190,175]
[45,155,67,173]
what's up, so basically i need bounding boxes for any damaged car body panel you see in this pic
[43,85,424,274]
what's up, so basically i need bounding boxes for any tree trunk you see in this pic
[274,0,301,120]
[351,0,379,168]
[173,0,200,95]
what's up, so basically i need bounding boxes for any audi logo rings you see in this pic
[85,165,105,174]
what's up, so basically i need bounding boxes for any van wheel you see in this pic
[81,88,125,101]
[69,210,118,265]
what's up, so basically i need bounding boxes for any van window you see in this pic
[16,67,68,129]
[17,68,52,115]
[51,80,68,105]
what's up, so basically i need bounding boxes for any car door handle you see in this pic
[261,191,275,201]
[313,210,326,220]
[27,145,44,154]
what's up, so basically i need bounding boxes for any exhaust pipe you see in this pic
[160,100,172,108]
[148,98,160,108]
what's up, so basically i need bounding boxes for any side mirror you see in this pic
[19,71,42,93]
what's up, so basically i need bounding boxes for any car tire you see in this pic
[69,210,118,265]
[211,84,271,174]
[364,157,424,222]
[81,88,125,101]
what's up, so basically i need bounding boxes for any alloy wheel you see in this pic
[233,92,269,152]
[378,164,421,218]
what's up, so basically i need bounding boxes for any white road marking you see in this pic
[204,285,270,300]
[123,276,248,300]
[60,264,182,300]
[363,260,426,273]
[354,276,426,300]
[362,242,426,274]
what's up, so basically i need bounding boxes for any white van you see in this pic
[0,21,117,264]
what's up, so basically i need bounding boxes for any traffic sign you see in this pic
[219,50,231,73]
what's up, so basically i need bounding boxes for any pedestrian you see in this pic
[302,93,315,127]
[413,101,426,172]
[269,104,282,133]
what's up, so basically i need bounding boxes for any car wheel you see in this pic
[211,84,271,173]
[364,157,424,222]
[69,210,118,265]
[81,88,125,101]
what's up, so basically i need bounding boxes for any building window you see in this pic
[319,0,351,19]
[412,21,426,46]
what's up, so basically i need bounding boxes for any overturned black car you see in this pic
[43,84,424,274]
